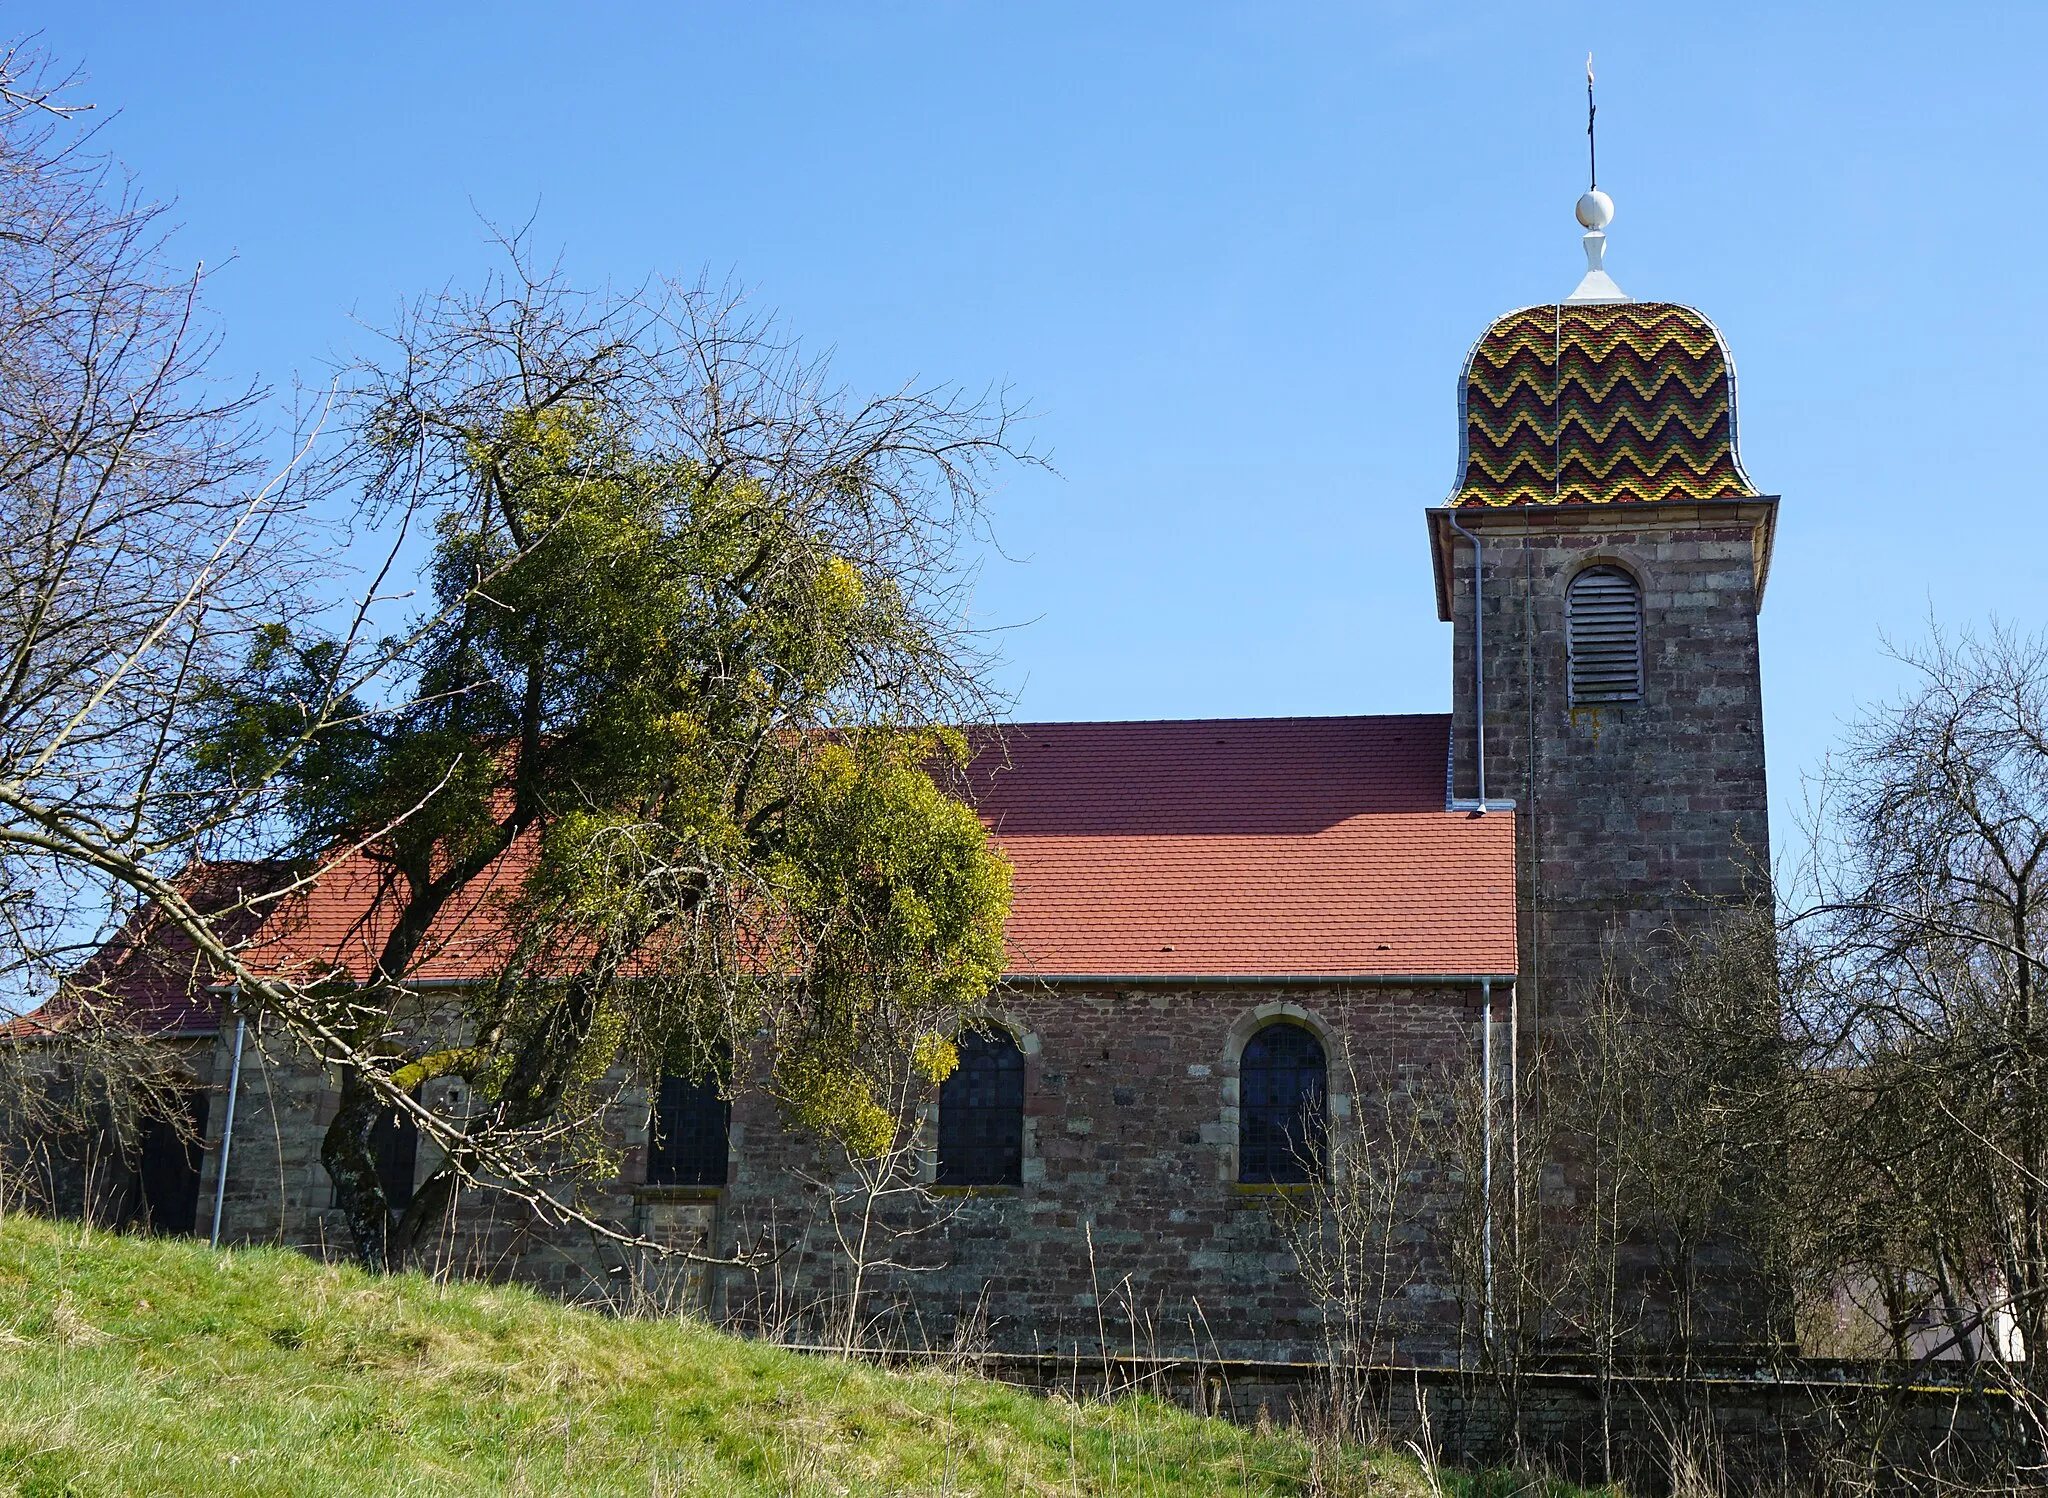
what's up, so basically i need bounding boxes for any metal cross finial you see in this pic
[1586,54,1598,191]
[1568,54,1625,303]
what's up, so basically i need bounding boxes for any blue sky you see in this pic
[44,2,2048,853]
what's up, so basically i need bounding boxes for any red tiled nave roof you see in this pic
[3,861,295,1039]
[25,714,1518,1033]
[968,715,1515,980]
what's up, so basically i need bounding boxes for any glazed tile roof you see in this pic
[967,715,1516,979]
[32,715,1519,1031]
[1454,301,1757,507]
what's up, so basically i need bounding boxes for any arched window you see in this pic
[1239,1022,1326,1184]
[649,1073,731,1187]
[369,1096,418,1210]
[1566,565,1643,704]
[937,1028,1025,1186]
[136,1088,209,1234]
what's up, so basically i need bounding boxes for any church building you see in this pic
[39,189,1778,1366]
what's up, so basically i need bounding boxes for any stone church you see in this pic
[38,192,1776,1365]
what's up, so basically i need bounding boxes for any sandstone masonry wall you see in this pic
[192,980,1490,1363]
[1442,500,1774,1021]
[709,980,1484,1361]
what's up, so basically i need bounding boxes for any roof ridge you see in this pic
[995,712,1451,731]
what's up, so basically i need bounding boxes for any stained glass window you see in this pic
[1238,1022,1326,1184]
[649,1074,731,1187]
[937,1029,1025,1186]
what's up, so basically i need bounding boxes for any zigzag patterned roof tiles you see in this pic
[1453,301,1757,507]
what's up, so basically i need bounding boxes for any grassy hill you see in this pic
[0,1215,1573,1496]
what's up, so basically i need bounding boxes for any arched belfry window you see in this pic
[1239,1022,1327,1184]
[937,1028,1025,1186]
[1566,565,1644,704]
[649,1073,731,1187]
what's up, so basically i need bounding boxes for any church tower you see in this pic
[1425,186,1777,1028]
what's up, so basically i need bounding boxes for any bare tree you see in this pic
[1786,624,2048,1462]
[0,39,299,1011]
[1443,1032,1559,1467]
[789,1060,965,1358]
[1550,958,1655,1481]
[0,38,321,1218]
[1541,902,1793,1482]
[0,32,1036,1274]
[1277,1046,1435,1450]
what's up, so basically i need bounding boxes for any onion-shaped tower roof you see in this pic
[1449,189,1758,508]
[1451,300,1757,508]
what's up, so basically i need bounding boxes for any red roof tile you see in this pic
[34,715,1517,1032]
[4,861,295,1040]
[968,715,1516,979]
[237,843,532,988]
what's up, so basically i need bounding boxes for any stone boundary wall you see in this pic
[795,1345,2028,1491]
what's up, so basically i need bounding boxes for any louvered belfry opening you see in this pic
[1566,565,1644,704]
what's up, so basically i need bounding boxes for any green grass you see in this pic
[0,1214,1583,1496]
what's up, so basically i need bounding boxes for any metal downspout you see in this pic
[209,1012,247,1250]
[1509,977,1522,1291]
[1446,511,1514,813]
[1481,977,1495,1344]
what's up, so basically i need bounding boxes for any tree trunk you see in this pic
[320,1069,395,1272]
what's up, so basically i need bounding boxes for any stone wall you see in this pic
[913,1349,2025,1492]
[199,1012,654,1299]
[1,1034,217,1228]
[709,980,1488,1362]
[1439,498,1776,1023]
[192,979,1495,1363]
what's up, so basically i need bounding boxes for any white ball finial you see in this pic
[1564,187,1629,304]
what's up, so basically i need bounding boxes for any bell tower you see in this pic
[1425,185,1778,1028]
